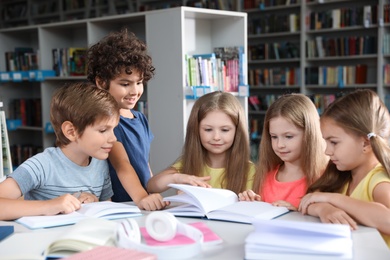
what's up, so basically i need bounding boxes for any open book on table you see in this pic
[245,218,353,259]
[163,184,289,224]
[16,201,142,229]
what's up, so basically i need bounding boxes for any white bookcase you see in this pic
[0,7,248,173]
[146,7,247,173]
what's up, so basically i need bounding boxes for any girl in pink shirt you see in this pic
[239,94,328,210]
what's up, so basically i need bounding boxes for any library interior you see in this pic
[0,0,390,259]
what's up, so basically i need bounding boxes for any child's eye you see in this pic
[270,135,277,139]
[222,128,230,132]
[286,135,293,139]
[204,128,212,132]
[99,129,107,133]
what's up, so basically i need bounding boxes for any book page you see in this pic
[77,201,142,219]
[207,201,289,224]
[166,184,238,214]
[246,219,352,257]
[16,211,87,229]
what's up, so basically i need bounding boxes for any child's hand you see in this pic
[74,192,99,204]
[304,203,358,230]
[238,190,262,201]
[138,193,170,211]
[272,200,296,211]
[174,173,212,188]
[47,194,81,215]
[299,192,332,214]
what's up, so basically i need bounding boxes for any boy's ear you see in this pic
[95,77,105,89]
[61,121,77,141]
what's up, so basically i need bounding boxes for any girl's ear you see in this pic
[362,138,373,153]
[61,121,77,141]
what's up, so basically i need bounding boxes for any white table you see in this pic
[0,211,389,259]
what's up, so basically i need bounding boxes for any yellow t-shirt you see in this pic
[341,164,390,248]
[172,161,255,191]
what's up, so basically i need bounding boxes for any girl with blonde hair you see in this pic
[148,91,255,194]
[299,89,390,247]
[239,93,327,210]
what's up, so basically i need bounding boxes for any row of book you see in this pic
[249,93,339,114]
[0,102,12,179]
[248,13,300,35]
[305,65,368,86]
[7,99,42,128]
[248,67,300,87]
[244,0,299,9]
[306,36,377,58]
[5,47,38,72]
[384,4,390,23]
[248,41,299,61]
[382,34,390,55]
[185,46,246,93]
[383,64,390,85]
[52,47,87,77]
[307,5,377,30]
[10,144,43,168]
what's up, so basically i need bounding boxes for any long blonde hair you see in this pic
[253,93,327,193]
[178,91,251,194]
[307,89,390,193]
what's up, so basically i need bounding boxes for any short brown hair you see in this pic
[50,81,120,147]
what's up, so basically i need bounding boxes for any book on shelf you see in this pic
[0,102,13,179]
[245,218,353,259]
[163,184,289,224]
[16,201,142,229]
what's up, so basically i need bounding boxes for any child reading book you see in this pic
[0,82,120,221]
[147,91,255,194]
[87,28,168,210]
[238,94,328,210]
[299,89,390,248]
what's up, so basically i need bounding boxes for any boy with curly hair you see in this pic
[87,28,169,210]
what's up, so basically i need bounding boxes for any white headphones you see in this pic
[116,211,204,259]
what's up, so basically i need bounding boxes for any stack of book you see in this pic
[245,218,353,259]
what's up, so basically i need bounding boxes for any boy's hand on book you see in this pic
[76,192,99,204]
[238,190,261,202]
[47,194,81,215]
[174,174,211,188]
[138,193,170,211]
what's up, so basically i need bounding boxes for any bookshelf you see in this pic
[244,0,389,158]
[0,0,242,29]
[0,7,248,174]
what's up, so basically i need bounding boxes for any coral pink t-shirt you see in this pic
[260,165,307,208]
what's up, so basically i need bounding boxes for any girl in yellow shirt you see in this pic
[299,89,390,248]
[147,91,255,195]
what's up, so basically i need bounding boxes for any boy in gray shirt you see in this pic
[0,81,120,220]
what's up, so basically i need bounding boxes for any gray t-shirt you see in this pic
[9,147,113,201]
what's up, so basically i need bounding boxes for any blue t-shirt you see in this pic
[109,110,154,202]
[9,147,113,201]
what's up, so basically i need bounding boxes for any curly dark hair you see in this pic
[87,28,155,89]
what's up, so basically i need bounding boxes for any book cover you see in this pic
[163,184,289,224]
[16,201,142,229]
